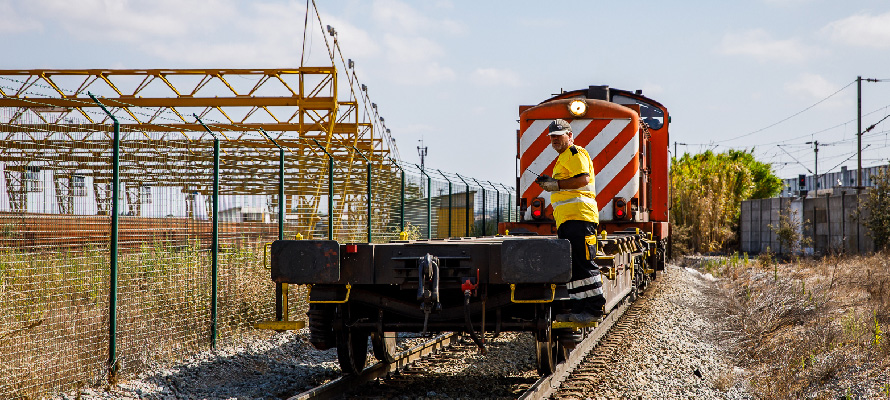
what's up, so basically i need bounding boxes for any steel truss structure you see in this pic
[0,68,394,222]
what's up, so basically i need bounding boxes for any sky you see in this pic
[2,0,890,186]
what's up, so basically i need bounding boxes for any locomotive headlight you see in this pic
[568,100,587,117]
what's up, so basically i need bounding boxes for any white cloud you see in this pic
[24,0,232,42]
[0,1,42,33]
[718,29,816,63]
[323,17,381,59]
[378,34,455,84]
[371,0,464,35]
[470,68,522,87]
[784,73,847,108]
[372,0,428,33]
[386,60,454,85]
[823,11,890,49]
[434,0,454,10]
[383,34,445,63]
[422,62,456,82]
[6,0,380,68]
[762,0,815,6]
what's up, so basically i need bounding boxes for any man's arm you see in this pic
[557,173,590,189]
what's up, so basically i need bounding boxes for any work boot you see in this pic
[554,314,572,322]
[568,313,600,324]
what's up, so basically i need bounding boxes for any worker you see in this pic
[535,119,605,324]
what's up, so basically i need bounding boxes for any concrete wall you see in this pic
[740,192,875,255]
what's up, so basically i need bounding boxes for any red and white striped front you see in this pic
[519,118,640,222]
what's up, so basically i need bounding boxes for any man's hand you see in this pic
[536,175,560,192]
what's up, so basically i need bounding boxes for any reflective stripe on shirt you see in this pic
[553,196,598,208]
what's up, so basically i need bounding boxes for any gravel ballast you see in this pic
[54,265,755,399]
[557,265,754,399]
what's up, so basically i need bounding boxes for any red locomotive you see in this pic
[263,85,671,376]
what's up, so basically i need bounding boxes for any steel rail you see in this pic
[519,295,635,400]
[288,332,455,400]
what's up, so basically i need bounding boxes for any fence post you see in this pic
[194,115,221,349]
[89,93,120,379]
[499,183,512,223]
[488,181,500,228]
[258,129,285,240]
[311,139,334,240]
[350,146,372,243]
[416,165,432,239]
[388,158,405,233]
[436,170,453,237]
[456,174,470,236]
[259,129,287,322]
[472,178,485,236]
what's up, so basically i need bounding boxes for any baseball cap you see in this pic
[548,119,572,136]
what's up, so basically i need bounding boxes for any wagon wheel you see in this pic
[535,305,558,375]
[335,305,369,375]
[371,331,397,363]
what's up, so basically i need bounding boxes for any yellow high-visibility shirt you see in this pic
[551,145,599,228]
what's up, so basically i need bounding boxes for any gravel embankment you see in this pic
[55,265,756,399]
[54,332,343,400]
[559,265,755,399]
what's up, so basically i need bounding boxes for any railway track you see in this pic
[287,333,457,400]
[538,281,659,399]
[285,279,660,400]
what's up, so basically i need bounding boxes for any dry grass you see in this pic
[698,251,890,399]
[0,240,302,399]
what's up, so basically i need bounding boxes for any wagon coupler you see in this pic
[417,254,441,334]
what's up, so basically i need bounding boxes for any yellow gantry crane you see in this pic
[0,68,392,235]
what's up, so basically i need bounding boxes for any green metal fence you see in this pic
[0,99,516,398]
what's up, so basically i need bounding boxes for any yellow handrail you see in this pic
[263,242,273,269]
[510,284,557,304]
[308,283,352,304]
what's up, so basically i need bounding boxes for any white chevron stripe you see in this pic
[519,119,551,157]
[600,171,640,220]
[520,117,636,211]
[585,119,631,154]
[521,146,559,192]
[591,134,638,193]
[520,119,596,157]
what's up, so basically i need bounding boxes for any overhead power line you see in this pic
[715,80,856,144]
[776,144,812,174]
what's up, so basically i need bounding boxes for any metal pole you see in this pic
[436,169,453,237]
[389,158,405,233]
[416,165,432,239]
[258,129,285,240]
[351,146,372,243]
[329,156,333,240]
[857,76,862,190]
[312,139,334,240]
[259,129,286,322]
[456,174,470,237]
[194,115,221,349]
[815,141,819,189]
[89,93,119,378]
[472,178,485,236]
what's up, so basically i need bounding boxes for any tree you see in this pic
[859,167,890,251]
[671,149,782,255]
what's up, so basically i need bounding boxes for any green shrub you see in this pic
[671,149,782,254]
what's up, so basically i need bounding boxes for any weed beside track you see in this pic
[693,252,890,399]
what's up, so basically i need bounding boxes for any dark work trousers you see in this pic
[556,220,606,314]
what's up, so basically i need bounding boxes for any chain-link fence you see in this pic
[0,102,516,398]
